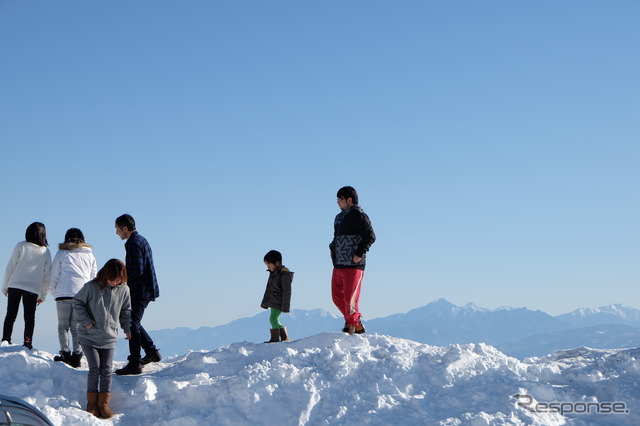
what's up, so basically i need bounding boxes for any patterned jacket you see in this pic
[330,205,376,270]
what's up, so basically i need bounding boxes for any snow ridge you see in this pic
[1,334,639,425]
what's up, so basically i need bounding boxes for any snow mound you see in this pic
[1,334,639,425]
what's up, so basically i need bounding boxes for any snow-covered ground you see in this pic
[1,333,639,425]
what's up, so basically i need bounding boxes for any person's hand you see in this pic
[36,299,43,306]
[86,323,94,330]
[125,332,131,340]
[353,255,362,263]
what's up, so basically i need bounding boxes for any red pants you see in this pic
[331,268,364,326]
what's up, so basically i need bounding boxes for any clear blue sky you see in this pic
[1,1,638,341]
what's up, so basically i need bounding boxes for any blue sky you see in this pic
[1,1,638,341]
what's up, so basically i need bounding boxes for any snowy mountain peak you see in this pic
[558,303,640,326]
[426,297,457,310]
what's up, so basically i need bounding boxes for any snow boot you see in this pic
[69,352,83,368]
[115,359,142,375]
[98,392,114,419]
[54,351,71,363]
[141,349,162,365]
[279,327,290,342]
[86,391,100,417]
[264,329,280,343]
[23,337,33,350]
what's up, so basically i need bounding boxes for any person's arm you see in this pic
[89,254,98,280]
[119,286,132,340]
[49,252,61,296]
[125,238,145,282]
[354,212,376,260]
[2,244,21,295]
[38,249,52,303]
[73,284,95,329]
[280,272,292,313]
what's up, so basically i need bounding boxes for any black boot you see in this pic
[141,349,162,365]
[69,352,83,368]
[54,351,72,363]
[264,329,280,343]
[279,327,290,342]
[115,357,142,375]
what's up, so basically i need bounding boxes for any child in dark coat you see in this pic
[260,250,293,343]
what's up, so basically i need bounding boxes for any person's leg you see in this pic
[337,268,364,326]
[82,344,100,393]
[127,298,146,364]
[331,268,347,318]
[69,302,82,355]
[269,308,283,329]
[56,299,72,353]
[270,309,290,342]
[98,348,115,393]
[2,288,22,342]
[264,308,281,343]
[21,291,38,348]
[82,344,100,417]
[138,304,158,355]
[97,347,115,419]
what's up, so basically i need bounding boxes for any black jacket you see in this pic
[330,205,376,270]
[261,266,293,313]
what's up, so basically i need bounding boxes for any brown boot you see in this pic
[86,391,99,417]
[279,326,290,342]
[98,392,115,419]
[264,329,280,343]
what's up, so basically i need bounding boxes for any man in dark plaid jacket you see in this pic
[114,214,161,375]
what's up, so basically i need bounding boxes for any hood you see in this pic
[58,242,93,251]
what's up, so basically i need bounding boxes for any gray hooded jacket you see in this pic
[73,279,132,349]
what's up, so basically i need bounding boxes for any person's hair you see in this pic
[64,228,85,244]
[337,186,359,204]
[25,222,48,247]
[96,259,127,289]
[264,250,282,265]
[115,214,136,231]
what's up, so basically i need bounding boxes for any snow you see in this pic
[1,334,639,425]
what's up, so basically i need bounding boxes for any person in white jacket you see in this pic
[2,222,52,350]
[50,228,97,367]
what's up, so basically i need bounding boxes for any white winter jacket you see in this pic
[2,241,52,301]
[50,243,98,299]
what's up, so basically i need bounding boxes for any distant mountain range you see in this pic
[116,299,640,360]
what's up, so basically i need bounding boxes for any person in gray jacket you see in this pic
[73,259,131,419]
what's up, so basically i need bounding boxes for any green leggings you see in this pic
[269,308,284,329]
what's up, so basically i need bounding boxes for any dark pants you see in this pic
[2,288,38,345]
[128,298,157,364]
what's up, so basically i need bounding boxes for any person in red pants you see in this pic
[329,186,376,334]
